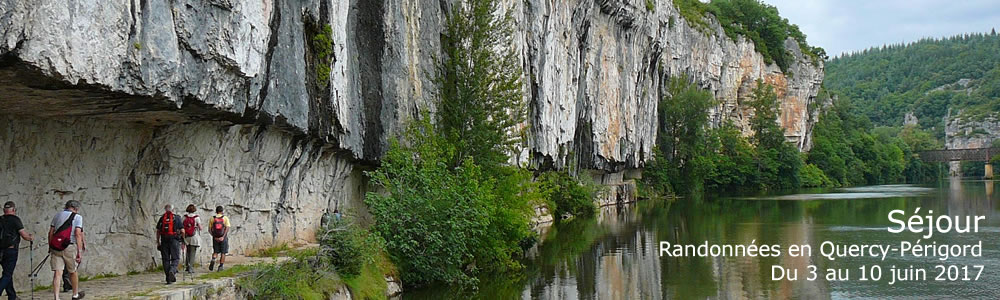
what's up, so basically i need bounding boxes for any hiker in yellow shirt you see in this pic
[207,206,231,271]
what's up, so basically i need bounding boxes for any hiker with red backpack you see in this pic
[208,206,230,272]
[181,204,202,274]
[155,205,184,284]
[48,200,85,300]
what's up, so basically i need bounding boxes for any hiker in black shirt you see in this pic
[0,201,34,300]
[155,205,184,284]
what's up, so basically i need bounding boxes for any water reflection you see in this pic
[404,180,1000,299]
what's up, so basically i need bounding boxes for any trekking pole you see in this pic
[30,241,33,300]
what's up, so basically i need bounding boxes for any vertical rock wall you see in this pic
[0,115,365,286]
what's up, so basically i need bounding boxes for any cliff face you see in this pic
[519,0,825,171]
[0,0,823,283]
[944,112,1000,174]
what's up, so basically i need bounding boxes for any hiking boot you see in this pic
[71,291,85,300]
[217,264,224,272]
[209,259,215,271]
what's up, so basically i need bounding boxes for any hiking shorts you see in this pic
[212,237,228,254]
[50,244,78,273]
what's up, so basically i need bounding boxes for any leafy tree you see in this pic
[653,77,716,194]
[748,81,801,190]
[705,122,757,190]
[438,0,525,169]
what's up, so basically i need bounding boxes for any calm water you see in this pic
[405,179,1000,299]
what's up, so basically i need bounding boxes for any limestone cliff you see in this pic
[944,111,1000,175]
[0,0,823,284]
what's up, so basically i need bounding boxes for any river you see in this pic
[404,179,1000,299]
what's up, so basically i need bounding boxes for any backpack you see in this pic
[210,216,226,238]
[159,212,176,237]
[183,215,197,237]
[0,216,17,249]
[49,212,76,251]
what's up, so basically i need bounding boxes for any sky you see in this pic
[759,0,1000,57]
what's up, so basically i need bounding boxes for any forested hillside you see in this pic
[825,31,1000,135]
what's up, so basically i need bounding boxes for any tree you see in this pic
[438,0,525,169]
[655,77,716,193]
[748,81,801,189]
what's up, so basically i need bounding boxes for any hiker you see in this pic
[155,205,183,284]
[49,200,85,300]
[208,206,230,272]
[181,204,202,273]
[0,201,34,300]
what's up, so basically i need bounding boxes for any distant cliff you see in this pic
[0,0,823,284]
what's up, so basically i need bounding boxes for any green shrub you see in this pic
[365,119,534,288]
[239,258,341,300]
[538,171,597,219]
[318,219,375,277]
[799,163,835,187]
[311,24,334,87]
[646,0,655,12]
[991,154,1000,166]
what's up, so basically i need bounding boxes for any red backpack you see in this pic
[159,212,176,236]
[49,212,76,251]
[182,215,197,237]
[210,216,226,238]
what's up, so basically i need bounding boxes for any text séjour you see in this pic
[888,208,985,239]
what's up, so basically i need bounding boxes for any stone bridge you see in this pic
[918,148,998,178]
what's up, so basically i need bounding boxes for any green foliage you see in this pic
[311,24,334,87]
[439,0,525,169]
[799,163,835,187]
[318,219,378,277]
[365,118,534,288]
[748,81,801,190]
[807,95,941,185]
[672,0,825,72]
[671,0,712,32]
[538,171,598,219]
[343,253,396,300]
[991,155,1000,166]
[645,78,806,194]
[704,123,758,190]
[646,0,655,12]
[825,32,1000,132]
[650,77,716,194]
[239,258,342,300]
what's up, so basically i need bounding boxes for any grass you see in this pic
[199,264,257,280]
[238,259,344,299]
[247,243,292,258]
[79,272,119,282]
[343,252,396,300]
